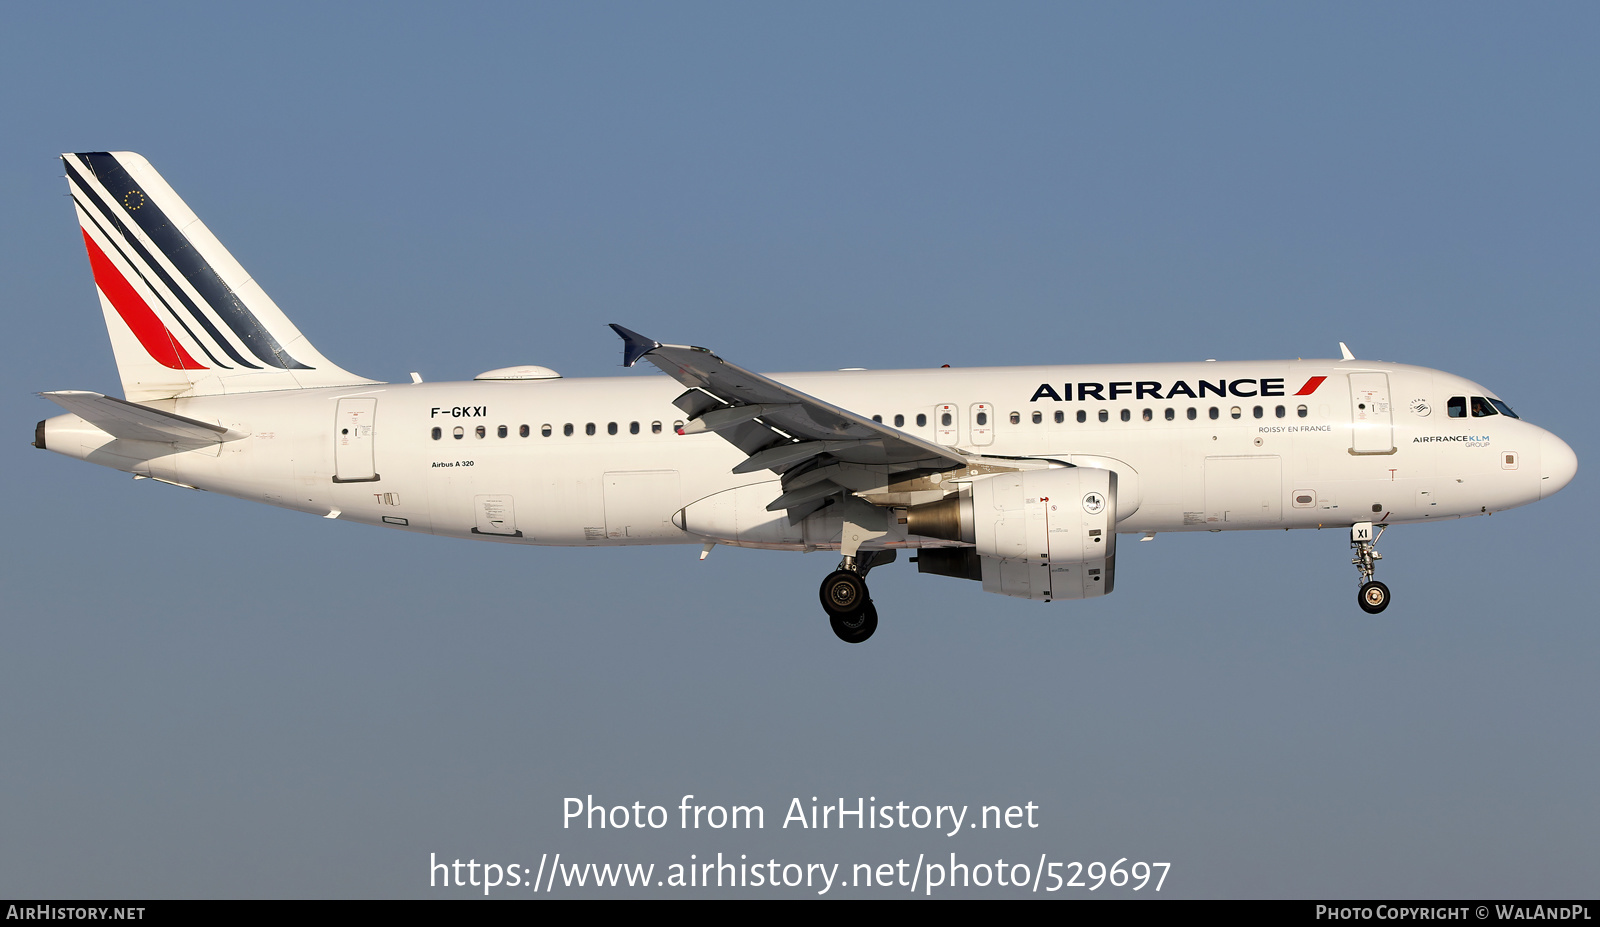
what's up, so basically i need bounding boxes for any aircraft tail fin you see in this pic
[62,152,380,401]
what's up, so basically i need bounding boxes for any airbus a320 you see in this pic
[36,152,1578,641]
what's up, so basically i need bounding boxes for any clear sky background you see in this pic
[2,2,1595,899]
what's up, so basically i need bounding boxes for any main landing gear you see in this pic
[819,551,895,643]
[1351,521,1391,614]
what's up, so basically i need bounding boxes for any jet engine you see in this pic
[906,466,1117,601]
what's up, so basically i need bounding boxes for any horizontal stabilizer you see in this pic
[41,391,246,445]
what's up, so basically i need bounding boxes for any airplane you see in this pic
[36,151,1579,643]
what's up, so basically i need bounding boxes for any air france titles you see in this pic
[1030,378,1289,403]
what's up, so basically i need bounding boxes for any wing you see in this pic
[610,325,967,522]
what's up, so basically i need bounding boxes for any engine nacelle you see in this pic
[907,467,1117,602]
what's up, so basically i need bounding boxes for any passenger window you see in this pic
[1296,405,1308,418]
[1164,408,1175,421]
[1447,396,1466,418]
[497,424,508,438]
[630,421,640,434]
[1470,397,1497,417]
[894,414,905,427]
[607,422,618,435]
[1209,407,1219,420]
[652,421,662,434]
[1077,410,1087,423]
[1120,409,1131,422]
[1009,412,1020,425]
[476,425,487,439]
[916,413,927,427]
[1275,405,1285,419]
[976,412,988,426]
[520,424,530,437]
[1187,407,1197,421]
[1055,411,1064,423]
[1252,406,1263,419]
[453,426,464,440]
[1031,411,1041,424]
[1098,410,1109,423]
[1142,409,1152,422]
[873,415,882,423]
[1230,407,1242,420]
[431,427,442,440]
[586,423,596,435]
[941,412,953,426]
[563,423,573,436]
[673,420,684,432]
[541,424,552,437]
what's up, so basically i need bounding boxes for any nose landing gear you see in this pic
[819,551,895,642]
[1351,522,1391,614]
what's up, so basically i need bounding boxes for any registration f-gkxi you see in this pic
[38,152,1578,641]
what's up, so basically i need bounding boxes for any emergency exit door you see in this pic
[969,403,994,446]
[934,404,959,445]
[333,398,379,482]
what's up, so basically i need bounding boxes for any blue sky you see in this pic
[2,3,1595,898]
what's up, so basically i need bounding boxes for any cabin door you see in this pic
[1348,373,1395,454]
[333,398,379,482]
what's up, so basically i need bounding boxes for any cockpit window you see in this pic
[1470,396,1497,417]
[1488,398,1519,419]
[1447,397,1466,418]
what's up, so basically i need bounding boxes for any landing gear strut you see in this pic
[1351,522,1391,614]
[819,551,894,642]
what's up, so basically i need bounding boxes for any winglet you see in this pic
[1338,341,1355,361]
[609,324,661,368]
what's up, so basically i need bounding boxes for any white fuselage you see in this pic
[40,358,1573,552]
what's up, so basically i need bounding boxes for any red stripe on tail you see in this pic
[80,229,205,370]
[1294,376,1326,396]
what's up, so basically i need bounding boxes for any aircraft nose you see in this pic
[1540,430,1578,499]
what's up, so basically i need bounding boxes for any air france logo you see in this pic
[1029,376,1327,402]
[1083,492,1105,515]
